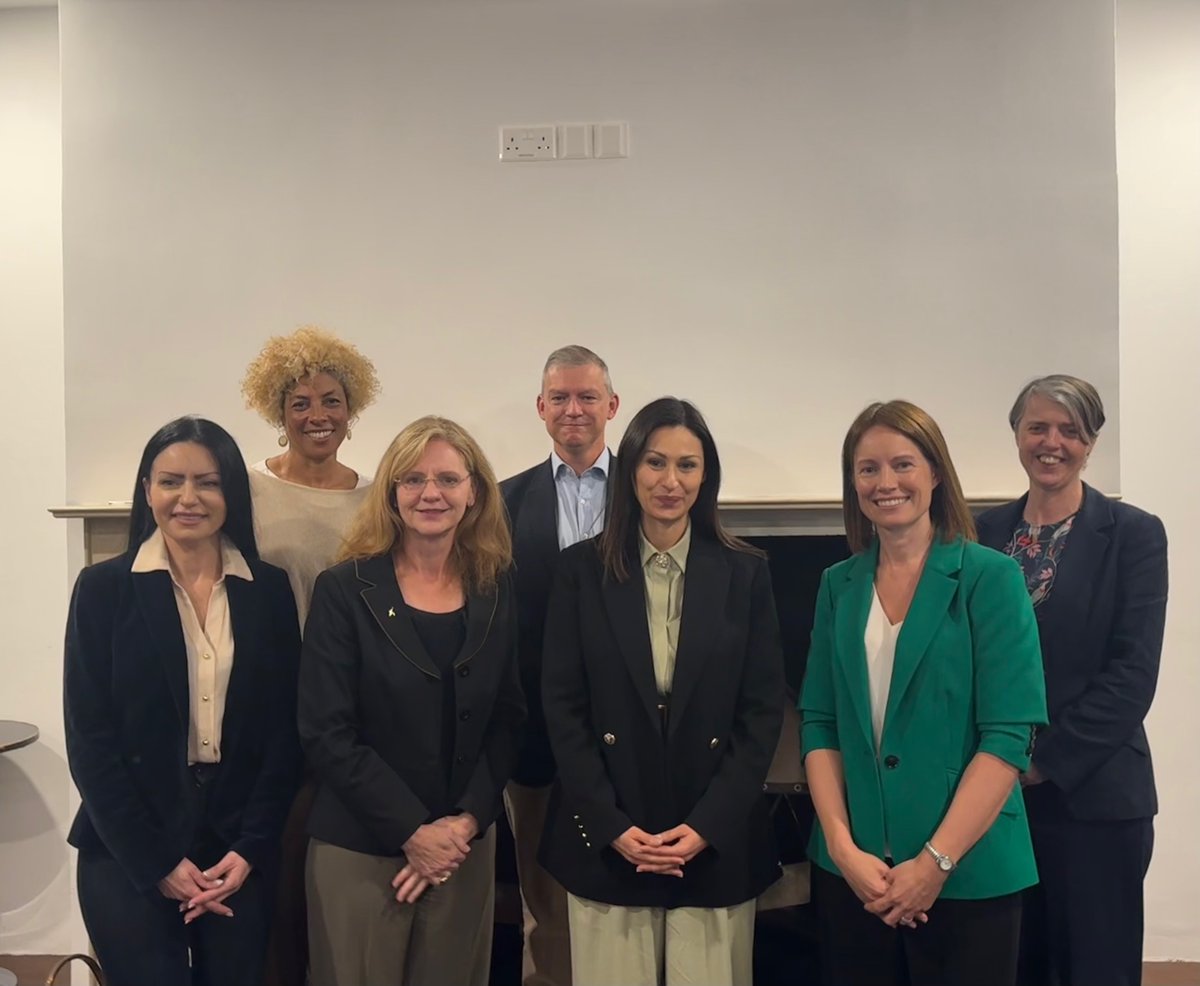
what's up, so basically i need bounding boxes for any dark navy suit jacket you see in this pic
[501,455,614,786]
[64,547,302,892]
[977,483,1168,821]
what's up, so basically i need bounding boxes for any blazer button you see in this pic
[884,755,900,769]
[459,710,472,721]
[458,666,470,677]
[603,732,616,746]
[455,754,466,764]
[709,737,719,749]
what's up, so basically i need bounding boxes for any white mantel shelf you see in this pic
[48,504,133,519]
[51,496,1024,540]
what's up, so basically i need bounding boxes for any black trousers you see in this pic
[77,767,272,986]
[1018,788,1154,986]
[813,864,1023,986]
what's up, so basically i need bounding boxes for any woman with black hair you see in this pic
[64,416,303,986]
[539,397,785,986]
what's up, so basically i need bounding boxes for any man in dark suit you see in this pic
[501,345,619,986]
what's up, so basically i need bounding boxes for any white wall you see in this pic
[59,0,1120,503]
[0,5,84,963]
[1116,0,1200,963]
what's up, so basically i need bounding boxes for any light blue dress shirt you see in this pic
[550,448,611,550]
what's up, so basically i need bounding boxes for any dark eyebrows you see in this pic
[155,470,220,479]
[644,447,701,462]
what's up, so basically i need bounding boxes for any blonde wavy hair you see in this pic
[339,416,512,590]
[241,325,381,428]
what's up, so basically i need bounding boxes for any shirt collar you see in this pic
[130,528,255,582]
[639,521,691,574]
[551,446,611,480]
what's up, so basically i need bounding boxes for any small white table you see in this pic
[0,721,40,986]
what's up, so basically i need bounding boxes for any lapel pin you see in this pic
[388,606,396,618]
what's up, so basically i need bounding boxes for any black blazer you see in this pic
[501,455,614,786]
[539,534,785,908]
[977,483,1168,821]
[298,555,524,856]
[64,548,302,893]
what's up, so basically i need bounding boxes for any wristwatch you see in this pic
[923,841,956,873]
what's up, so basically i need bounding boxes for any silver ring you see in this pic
[438,876,449,885]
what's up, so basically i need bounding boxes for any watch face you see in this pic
[938,857,953,872]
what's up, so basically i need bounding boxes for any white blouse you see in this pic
[864,587,903,750]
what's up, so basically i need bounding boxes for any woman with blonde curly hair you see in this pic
[240,325,380,986]
[241,325,381,626]
[300,415,524,986]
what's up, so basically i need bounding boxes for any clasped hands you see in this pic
[392,813,479,904]
[613,824,708,878]
[158,851,251,925]
[839,847,948,930]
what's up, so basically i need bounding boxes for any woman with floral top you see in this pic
[976,375,1169,986]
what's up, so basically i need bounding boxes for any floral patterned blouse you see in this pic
[1002,514,1076,608]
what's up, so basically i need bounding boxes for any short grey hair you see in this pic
[1008,374,1106,445]
[542,345,614,395]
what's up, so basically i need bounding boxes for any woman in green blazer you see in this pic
[800,400,1047,986]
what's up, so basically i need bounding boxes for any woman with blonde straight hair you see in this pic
[299,415,523,986]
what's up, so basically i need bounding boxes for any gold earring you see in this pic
[277,433,288,447]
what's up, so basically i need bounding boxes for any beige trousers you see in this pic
[566,893,756,986]
[305,826,495,986]
[504,780,573,986]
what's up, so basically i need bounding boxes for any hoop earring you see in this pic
[277,433,288,447]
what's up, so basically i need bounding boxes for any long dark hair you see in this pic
[598,397,762,582]
[127,416,259,561]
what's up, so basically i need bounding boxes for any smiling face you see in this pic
[394,439,476,541]
[634,426,705,532]
[282,371,350,462]
[537,363,619,466]
[853,425,939,538]
[1015,393,1091,496]
[143,441,227,547]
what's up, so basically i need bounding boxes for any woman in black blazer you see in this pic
[540,397,785,986]
[299,415,523,986]
[64,416,303,986]
[976,375,1169,986]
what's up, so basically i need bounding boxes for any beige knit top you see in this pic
[249,460,372,628]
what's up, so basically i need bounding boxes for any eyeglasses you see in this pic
[395,473,470,493]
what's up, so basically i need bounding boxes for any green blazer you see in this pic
[800,536,1047,900]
